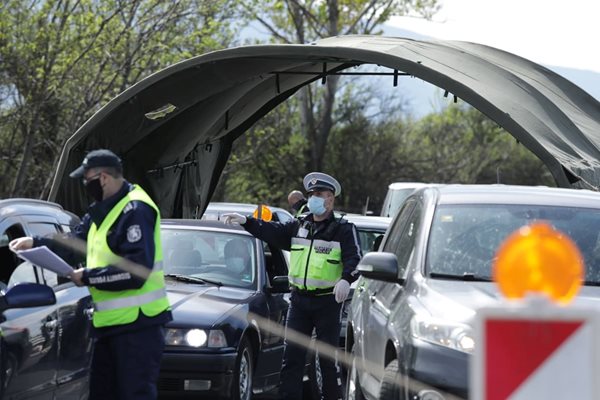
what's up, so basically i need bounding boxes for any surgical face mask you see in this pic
[226,257,245,274]
[307,195,326,216]
[84,177,104,202]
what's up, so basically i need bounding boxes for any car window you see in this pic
[0,223,28,290]
[263,241,288,284]
[383,200,415,254]
[393,203,422,274]
[357,228,386,253]
[161,228,257,289]
[28,222,59,237]
[382,200,419,277]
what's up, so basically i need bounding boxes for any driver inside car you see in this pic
[224,238,252,281]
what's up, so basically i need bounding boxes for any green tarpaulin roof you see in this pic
[49,35,600,217]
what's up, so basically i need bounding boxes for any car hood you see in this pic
[49,35,600,217]
[421,279,600,324]
[166,283,252,327]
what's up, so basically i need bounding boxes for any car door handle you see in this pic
[357,286,365,293]
[369,294,377,303]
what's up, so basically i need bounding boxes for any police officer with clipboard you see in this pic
[11,149,171,400]
[224,172,362,400]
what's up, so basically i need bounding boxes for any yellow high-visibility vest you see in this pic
[87,185,169,328]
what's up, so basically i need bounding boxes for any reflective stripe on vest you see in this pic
[87,185,170,328]
[289,236,343,291]
[95,287,167,312]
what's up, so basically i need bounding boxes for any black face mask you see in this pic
[84,178,104,202]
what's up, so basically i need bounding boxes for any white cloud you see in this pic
[389,0,600,73]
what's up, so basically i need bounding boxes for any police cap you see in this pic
[69,149,123,178]
[303,172,341,197]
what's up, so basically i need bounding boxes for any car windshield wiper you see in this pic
[582,280,600,287]
[429,272,493,282]
[165,273,223,287]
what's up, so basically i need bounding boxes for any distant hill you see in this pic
[381,24,600,118]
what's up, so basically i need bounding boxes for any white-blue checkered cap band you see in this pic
[303,172,341,197]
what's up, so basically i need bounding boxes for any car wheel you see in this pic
[233,338,254,400]
[346,346,365,400]
[378,359,402,400]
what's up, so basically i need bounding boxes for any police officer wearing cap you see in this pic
[224,172,362,400]
[10,149,171,400]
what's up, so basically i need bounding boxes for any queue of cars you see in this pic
[8,183,600,400]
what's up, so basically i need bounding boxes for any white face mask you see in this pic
[226,257,245,273]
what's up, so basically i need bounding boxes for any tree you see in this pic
[399,104,554,186]
[0,0,239,198]
[241,0,440,171]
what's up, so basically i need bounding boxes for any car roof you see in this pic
[0,198,78,223]
[205,202,289,214]
[341,213,391,230]
[423,184,600,208]
[161,218,252,236]
[387,182,430,190]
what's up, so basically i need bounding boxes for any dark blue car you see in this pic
[158,219,290,400]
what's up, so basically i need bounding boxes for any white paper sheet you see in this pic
[12,246,73,277]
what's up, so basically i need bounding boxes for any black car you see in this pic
[0,198,93,399]
[157,219,290,399]
[346,185,600,400]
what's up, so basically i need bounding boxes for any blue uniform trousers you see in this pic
[279,291,343,400]
[89,325,165,400]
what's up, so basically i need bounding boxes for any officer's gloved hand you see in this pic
[333,279,350,303]
[222,213,247,225]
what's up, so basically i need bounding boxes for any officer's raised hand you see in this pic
[222,213,247,225]
[333,279,350,303]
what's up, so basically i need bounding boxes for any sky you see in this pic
[388,0,600,74]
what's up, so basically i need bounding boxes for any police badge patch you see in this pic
[127,225,142,243]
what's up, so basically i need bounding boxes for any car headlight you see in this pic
[165,328,227,348]
[410,315,474,353]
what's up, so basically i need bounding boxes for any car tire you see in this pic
[346,346,365,400]
[379,359,402,400]
[233,338,254,400]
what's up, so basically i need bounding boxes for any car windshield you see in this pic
[161,228,257,289]
[426,204,600,285]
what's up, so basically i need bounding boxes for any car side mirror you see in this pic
[268,275,290,294]
[0,283,56,313]
[357,252,403,283]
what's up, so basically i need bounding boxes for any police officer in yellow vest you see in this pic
[10,149,171,400]
[224,172,362,400]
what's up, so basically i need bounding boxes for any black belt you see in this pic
[292,287,334,296]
